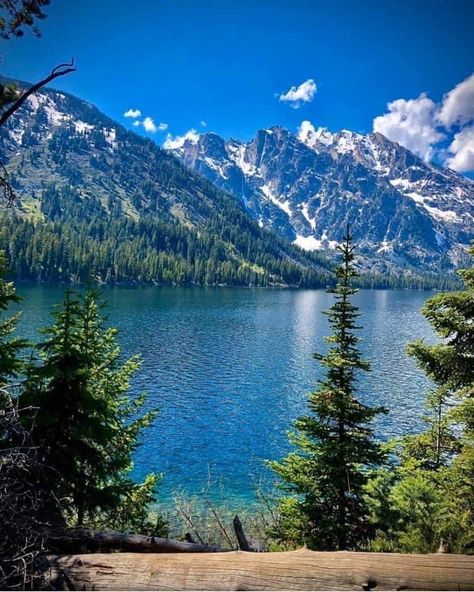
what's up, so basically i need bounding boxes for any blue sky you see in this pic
[1,0,474,171]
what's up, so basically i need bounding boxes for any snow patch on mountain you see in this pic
[261,184,292,217]
[295,232,339,251]
[43,100,68,126]
[301,202,316,229]
[229,143,259,177]
[75,121,94,133]
[334,130,364,154]
[294,234,320,250]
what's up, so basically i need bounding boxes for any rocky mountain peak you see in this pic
[168,123,474,272]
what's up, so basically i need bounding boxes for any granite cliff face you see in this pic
[168,125,474,271]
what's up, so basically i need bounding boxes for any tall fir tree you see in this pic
[367,244,474,554]
[21,288,162,529]
[403,242,474,552]
[269,227,386,550]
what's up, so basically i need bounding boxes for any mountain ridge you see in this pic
[167,123,474,273]
[0,79,338,288]
[0,79,464,288]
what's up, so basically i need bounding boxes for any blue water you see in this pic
[14,285,434,503]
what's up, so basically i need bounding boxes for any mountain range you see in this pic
[0,80,333,288]
[0,79,471,288]
[167,124,474,273]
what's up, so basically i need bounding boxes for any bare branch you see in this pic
[0,163,16,205]
[0,59,76,127]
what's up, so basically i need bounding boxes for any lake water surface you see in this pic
[15,285,435,503]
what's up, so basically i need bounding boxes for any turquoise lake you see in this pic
[14,285,435,503]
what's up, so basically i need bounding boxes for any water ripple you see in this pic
[15,286,434,502]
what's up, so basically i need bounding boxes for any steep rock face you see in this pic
[169,126,474,271]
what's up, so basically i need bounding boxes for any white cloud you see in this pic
[200,120,207,127]
[123,108,141,118]
[445,125,474,172]
[372,73,474,172]
[279,79,317,108]
[297,120,335,147]
[373,93,445,161]
[142,116,157,133]
[163,129,200,150]
[131,118,167,133]
[438,73,474,128]
[297,120,317,143]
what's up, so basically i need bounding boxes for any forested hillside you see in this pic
[0,81,334,287]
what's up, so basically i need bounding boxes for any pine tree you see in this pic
[0,252,53,588]
[269,227,386,550]
[0,252,26,385]
[401,243,474,552]
[368,244,474,554]
[408,245,474,391]
[21,288,162,529]
[400,385,458,471]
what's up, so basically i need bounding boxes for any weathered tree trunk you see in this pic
[45,528,222,554]
[46,549,474,591]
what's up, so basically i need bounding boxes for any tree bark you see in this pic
[45,549,474,591]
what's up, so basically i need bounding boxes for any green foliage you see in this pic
[0,0,49,39]
[0,82,19,113]
[99,474,169,537]
[367,244,474,553]
[0,251,26,385]
[20,288,161,528]
[400,385,458,471]
[269,228,386,550]
[370,465,448,553]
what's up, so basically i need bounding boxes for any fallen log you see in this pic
[46,549,474,591]
[45,528,222,554]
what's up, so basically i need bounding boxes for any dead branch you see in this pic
[0,163,16,205]
[204,497,235,549]
[0,390,61,589]
[233,515,251,551]
[233,515,265,552]
[0,59,76,127]
[175,502,206,546]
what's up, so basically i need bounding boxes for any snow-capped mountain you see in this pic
[0,82,337,287]
[167,125,474,271]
